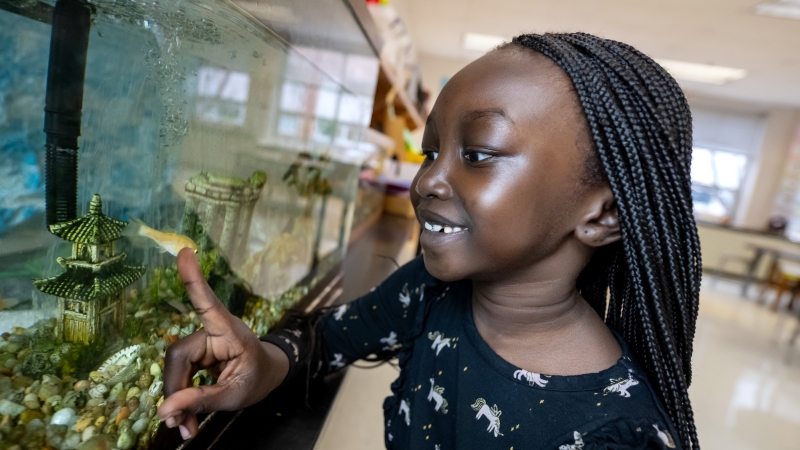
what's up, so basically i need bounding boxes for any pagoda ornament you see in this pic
[33,194,146,344]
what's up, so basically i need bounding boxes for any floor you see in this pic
[691,279,800,449]
[314,214,419,450]
[315,273,800,450]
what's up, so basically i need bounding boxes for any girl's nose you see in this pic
[415,157,453,200]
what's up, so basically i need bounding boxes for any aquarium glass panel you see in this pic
[0,0,378,447]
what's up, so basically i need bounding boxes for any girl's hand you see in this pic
[157,248,290,440]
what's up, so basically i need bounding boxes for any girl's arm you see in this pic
[159,251,432,439]
[261,255,431,382]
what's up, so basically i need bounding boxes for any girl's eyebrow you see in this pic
[461,108,513,124]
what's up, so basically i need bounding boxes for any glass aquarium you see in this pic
[0,0,379,447]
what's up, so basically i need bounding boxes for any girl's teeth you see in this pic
[424,221,467,233]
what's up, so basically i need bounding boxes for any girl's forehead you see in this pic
[431,50,579,128]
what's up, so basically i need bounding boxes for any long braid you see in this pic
[506,33,701,449]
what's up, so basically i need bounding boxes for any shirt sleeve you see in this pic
[260,255,436,382]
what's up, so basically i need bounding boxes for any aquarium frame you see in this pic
[0,0,53,24]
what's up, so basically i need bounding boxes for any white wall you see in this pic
[739,108,800,228]
[409,53,470,145]
[418,53,469,107]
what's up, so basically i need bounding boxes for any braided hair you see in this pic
[503,33,701,448]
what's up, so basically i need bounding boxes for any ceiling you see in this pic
[393,0,800,109]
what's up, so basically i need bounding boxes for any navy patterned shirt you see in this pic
[263,256,681,450]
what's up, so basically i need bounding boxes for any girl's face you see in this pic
[411,48,606,282]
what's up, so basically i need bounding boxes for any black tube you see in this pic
[44,0,91,225]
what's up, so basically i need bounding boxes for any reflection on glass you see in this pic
[0,0,377,447]
[196,66,251,126]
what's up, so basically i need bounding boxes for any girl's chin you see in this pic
[421,251,469,282]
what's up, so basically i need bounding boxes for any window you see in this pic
[691,147,748,222]
[266,46,378,164]
[689,107,766,224]
[195,66,251,126]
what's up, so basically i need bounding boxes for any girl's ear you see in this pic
[574,186,621,248]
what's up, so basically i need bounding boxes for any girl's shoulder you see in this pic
[547,416,681,450]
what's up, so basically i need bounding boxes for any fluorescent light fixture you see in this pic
[654,59,747,85]
[755,0,800,20]
[461,33,508,52]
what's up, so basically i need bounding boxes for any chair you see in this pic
[758,259,800,312]
[711,253,754,292]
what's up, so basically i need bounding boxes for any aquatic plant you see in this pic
[283,158,333,205]
[122,317,145,340]
[59,337,106,379]
[30,325,59,353]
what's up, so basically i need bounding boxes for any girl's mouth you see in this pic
[423,221,468,234]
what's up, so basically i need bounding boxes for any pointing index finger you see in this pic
[176,248,230,332]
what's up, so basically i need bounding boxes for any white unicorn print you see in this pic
[603,370,639,398]
[652,424,676,448]
[471,398,503,437]
[333,304,347,321]
[428,331,452,356]
[418,283,426,302]
[380,331,399,351]
[287,329,302,338]
[435,445,440,450]
[398,399,411,426]
[558,431,584,450]
[513,369,549,387]
[399,283,411,308]
[290,342,300,362]
[427,378,449,414]
[329,353,345,369]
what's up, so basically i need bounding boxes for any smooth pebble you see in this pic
[81,425,97,442]
[23,392,40,409]
[0,399,26,417]
[132,417,149,434]
[117,427,136,449]
[125,387,141,401]
[88,384,107,399]
[109,382,124,399]
[50,407,76,426]
[149,363,161,377]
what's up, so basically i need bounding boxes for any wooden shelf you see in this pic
[370,58,425,131]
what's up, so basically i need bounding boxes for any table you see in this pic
[741,243,800,297]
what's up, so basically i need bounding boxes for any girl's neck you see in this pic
[471,272,585,335]
[470,271,622,376]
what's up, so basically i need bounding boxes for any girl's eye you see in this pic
[463,150,491,163]
[423,150,439,161]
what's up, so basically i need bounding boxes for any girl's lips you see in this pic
[420,225,468,248]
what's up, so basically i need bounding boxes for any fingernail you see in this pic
[179,425,191,440]
[166,417,176,428]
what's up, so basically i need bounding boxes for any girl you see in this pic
[159,32,701,449]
